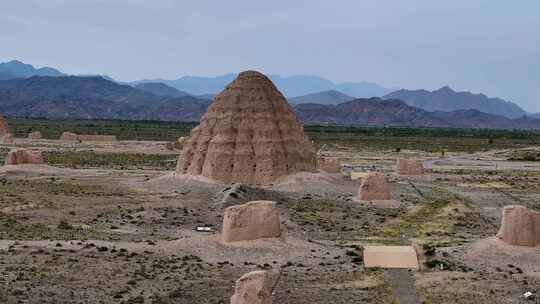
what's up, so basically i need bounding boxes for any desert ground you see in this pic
[1,122,540,304]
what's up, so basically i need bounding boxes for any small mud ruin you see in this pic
[221,201,281,243]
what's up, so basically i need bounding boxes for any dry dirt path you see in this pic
[386,269,419,304]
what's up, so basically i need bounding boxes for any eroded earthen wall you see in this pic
[358,172,392,201]
[396,159,425,175]
[60,132,79,141]
[0,115,9,137]
[230,271,272,304]
[497,205,540,247]
[5,149,44,165]
[28,131,42,140]
[1,133,14,144]
[317,157,342,173]
[221,201,281,243]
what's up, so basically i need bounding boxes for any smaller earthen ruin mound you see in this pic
[358,172,391,201]
[317,157,342,173]
[396,159,425,175]
[28,131,43,140]
[221,201,281,243]
[1,133,14,144]
[60,132,117,142]
[5,149,44,165]
[0,114,9,137]
[497,205,540,247]
[60,132,79,141]
[231,271,272,304]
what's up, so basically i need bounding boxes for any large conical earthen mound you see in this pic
[177,71,316,184]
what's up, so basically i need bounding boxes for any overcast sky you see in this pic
[1,0,539,111]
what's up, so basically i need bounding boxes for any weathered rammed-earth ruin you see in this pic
[28,131,43,140]
[358,172,392,201]
[221,201,281,243]
[5,149,44,165]
[317,157,342,173]
[396,159,425,175]
[60,132,79,141]
[230,271,272,304]
[0,114,13,144]
[1,133,14,144]
[177,71,316,184]
[0,114,9,137]
[497,205,540,247]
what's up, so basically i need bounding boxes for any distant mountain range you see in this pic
[0,60,64,80]
[135,74,393,98]
[295,99,540,129]
[134,82,191,98]
[0,60,538,129]
[0,76,209,121]
[288,90,355,105]
[1,75,540,130]
[384,86,527,119]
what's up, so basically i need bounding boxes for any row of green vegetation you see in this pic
[7,117,197,141]
[7,117,540,152]
[44,151,177,170]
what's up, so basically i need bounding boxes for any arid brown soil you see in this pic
[1,139,540,303]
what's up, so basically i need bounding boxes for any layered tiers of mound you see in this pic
[177,71,315,184]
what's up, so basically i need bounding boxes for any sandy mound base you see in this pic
[270,171,353,197]
[0,230,335,265]
[466,237,540,273]
[274,171,337,184]
[128,172,222,193]
[0,164,112,179]
[135,171,354,200]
